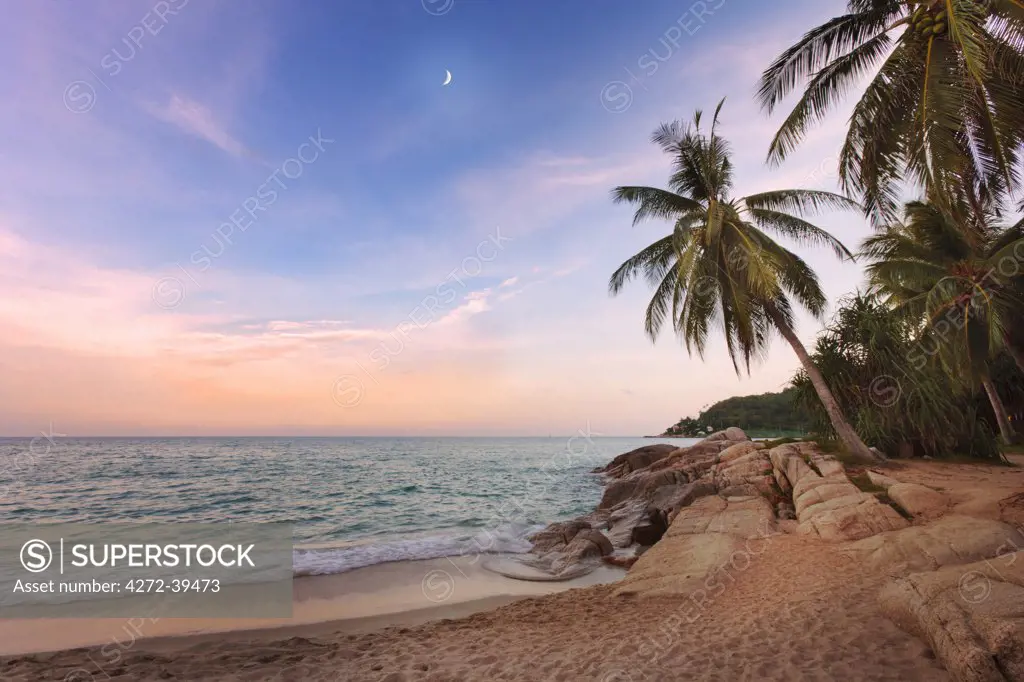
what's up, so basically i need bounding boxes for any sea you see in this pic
[0,437,696,577]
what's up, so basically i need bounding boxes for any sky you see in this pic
[1,0,884,437]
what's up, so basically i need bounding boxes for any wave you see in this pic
[292,523,542,576]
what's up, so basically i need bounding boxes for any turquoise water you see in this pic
[0,437,694,574]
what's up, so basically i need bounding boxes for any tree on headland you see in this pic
[758,0,1024,226]
[608,100,881,461]
[861,200,1024,443]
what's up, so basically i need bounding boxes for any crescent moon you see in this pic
[443,70,452,86]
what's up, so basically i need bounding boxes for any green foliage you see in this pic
[758,0,1024,227]
[862,202,1024,382]
[862,200,1024,444]
[662,389,812,437]
[791,292,1004,459]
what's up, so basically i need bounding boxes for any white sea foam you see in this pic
[292,524,542,576]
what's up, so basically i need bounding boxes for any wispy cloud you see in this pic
[145,93,248,157]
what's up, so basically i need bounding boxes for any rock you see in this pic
[769,444,816,489]
[774,467,792,496]
[845,515,1024,572]
[808,454,845,478]
[594,444,679,477]
[866,470,900,489]
[613,533,748,598]
[550,531,613,574]
[705,427,749,442]
[602,555,639,569]
[575,529,613,556]
[528,519,591,552]
[599,468,690,509]
[716,449,775,500]
[869,447,889,461]
[605,500,649,548]
[794,478,863,517]
[998,492,1024,529]
[614,493,775,597]
[632,522,666,546]
[879,550,1024,682]
[797,495,909,542]
[661,480,720,523]
[717,441,763,465]
[645,440,731,475]
[719,484,762,498]
[670,495,776,539]
[887,482,948,519]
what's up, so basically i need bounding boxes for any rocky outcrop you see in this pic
[513,430,917,581]
[493,430,1024,681]
[614,494,776,597]
[519,521,616,578]
[844,515,1024,573]
[765,443,911,542]
[879,550,1024,681]
[592,444,679,478]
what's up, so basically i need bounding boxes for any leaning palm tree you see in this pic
[862,200,1024,442]
[610,100,879,461]
[758,0,1024,226]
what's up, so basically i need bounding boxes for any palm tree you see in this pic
[757,0,1024,227]
[609,100,880,461]
[862,200,1024,442]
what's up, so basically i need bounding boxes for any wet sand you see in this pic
[1,533,948,681]
[0,554,624,657]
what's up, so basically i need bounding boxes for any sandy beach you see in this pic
[3,451,1022,681]
[2,532,946,681]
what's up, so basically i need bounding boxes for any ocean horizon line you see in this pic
[0,433,684,440]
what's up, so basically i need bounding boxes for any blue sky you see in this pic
[1,0,880,436]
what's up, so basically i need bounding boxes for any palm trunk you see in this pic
[1003,333,1024,374]
[767,306,881,462]
[982,376,1018,445]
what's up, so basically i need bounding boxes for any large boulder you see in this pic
[717,441,764,465]
[660,479,720,524]
[769,444,816,489]
[613,532,747,597]
[797,494,909,542]
[527,519,591,553]
[716,452,773,490]
[793,476,863,516]
[888,482,948,520]
[845,515,1024,572]
[594,444,679,477]
[598,467,690,509]
[644,440,730,475]
[550,531,613,575]
[705,427,749,442]
[879,551,1024,682]
[669,495,776,539]
[614,493,775,597]
[605,500,649,548]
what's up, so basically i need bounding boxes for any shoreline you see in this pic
[3,442,1022,680]
[0,554,625,657]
